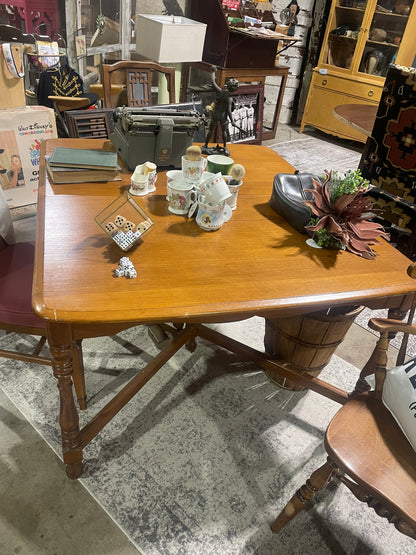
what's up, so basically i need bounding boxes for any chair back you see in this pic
[101,61,176,109]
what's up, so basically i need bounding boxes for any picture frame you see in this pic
[182,70,265,146]
[227,83,264,145]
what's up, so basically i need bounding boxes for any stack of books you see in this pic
[45,147,119,184]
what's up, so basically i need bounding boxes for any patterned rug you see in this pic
[0,320,414,554]
[269,135,363,177]
[355,307,416,358]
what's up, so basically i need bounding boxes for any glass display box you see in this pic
[95,192,154,251]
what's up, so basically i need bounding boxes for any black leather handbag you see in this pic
[268,172,321,233]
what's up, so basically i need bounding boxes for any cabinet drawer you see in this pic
[312,72,382,102]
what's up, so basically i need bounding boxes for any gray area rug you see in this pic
[0,320,414,554]
[356,307,416,358]
[269,136,362,177]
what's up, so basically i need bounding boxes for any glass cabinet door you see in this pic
[322,0,367,69]
[358,0,414,77]
[321,0,414,75]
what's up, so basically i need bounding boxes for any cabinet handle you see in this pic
[368,90,374,97]
[322,79,327,86]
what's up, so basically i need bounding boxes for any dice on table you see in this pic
[114,214,126,228]
[105,221,117,235]
[114,256,137,279]
[112,230,129,250]
[124,220,135,232]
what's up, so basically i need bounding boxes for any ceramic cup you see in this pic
[167,179,197,215]
[166,169,185,186]
[206,154,234,175]
[223,175,243,210]
[198,172,232,205]
[194,171,215,194]
[195,194,232,231]
[181,155,207,184]
[130,170,148,196]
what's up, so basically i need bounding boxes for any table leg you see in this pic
[387,307,407,322]
[48,324,83,479]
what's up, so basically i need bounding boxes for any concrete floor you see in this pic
[0,124,397,554]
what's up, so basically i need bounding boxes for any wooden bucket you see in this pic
[264,305,364,390]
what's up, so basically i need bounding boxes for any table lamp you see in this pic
[135,14,207,103]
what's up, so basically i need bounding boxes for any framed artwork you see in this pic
[182,70,265,146]
[227,83,264,145]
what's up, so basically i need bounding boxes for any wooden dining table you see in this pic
[33,139,416,478]
[334,104,378,137]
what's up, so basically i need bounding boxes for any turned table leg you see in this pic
[48,323,83,478]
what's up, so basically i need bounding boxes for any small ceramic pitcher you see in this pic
[144,161,157,192]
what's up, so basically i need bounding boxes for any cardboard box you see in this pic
[0,106,57,209]
[135,15,206,63]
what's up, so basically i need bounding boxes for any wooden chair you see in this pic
[0,235,87,410]
[48,95,94,137]
[271,312,416,540]
[101,61,176,109]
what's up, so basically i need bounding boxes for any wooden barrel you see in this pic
[264,305,364,390]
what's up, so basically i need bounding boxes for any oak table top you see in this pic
[33,139,416,478]
[34,139,414,326]
[334,104,378,138]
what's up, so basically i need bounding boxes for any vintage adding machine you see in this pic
[110,106,205,170]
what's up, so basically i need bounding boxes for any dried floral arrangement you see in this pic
[303,169,389,259]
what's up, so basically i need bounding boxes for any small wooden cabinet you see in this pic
[300,0,416,142]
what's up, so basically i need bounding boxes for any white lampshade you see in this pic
[135,15,207,64]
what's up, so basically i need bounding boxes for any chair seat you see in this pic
[0,242,44,328]
[326,394,416,524]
